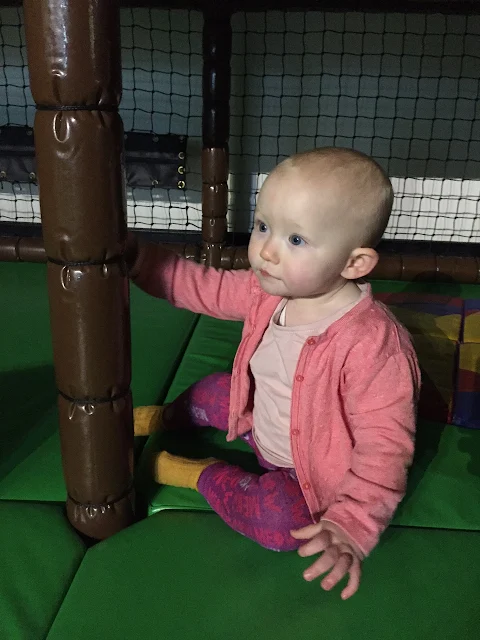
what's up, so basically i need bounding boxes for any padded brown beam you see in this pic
[0,236,46,262]
[2,234,479,283]
[212,247,480,283]
[22,0,134,540]
[202,9,232,267]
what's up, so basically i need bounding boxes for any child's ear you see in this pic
[341,248,379,280]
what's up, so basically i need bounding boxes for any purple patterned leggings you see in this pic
[165,372,312,551]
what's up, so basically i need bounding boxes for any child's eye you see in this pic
[257,221,268,233]
[289,234,305,246]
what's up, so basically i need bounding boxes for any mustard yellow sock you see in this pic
[134,405,165,436]
[153,451,220,490]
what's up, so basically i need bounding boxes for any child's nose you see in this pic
[260,237,279,264]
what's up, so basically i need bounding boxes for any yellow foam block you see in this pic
[458,343,480,376]
[464,310,480,344]
[388,307,462,342]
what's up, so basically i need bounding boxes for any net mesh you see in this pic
[0,7,39,223]
[121,8,203,233]
[0,6,479,243]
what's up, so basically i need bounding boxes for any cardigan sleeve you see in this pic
[132,242,253,322]
[321,350,420,557]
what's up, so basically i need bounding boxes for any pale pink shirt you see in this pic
[251,288,368,468]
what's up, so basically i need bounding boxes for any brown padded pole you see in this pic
[22,0,134,539]
[202,10,232,267]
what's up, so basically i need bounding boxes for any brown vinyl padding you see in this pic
[22,0,134,540]
[1,234,479,283]
[201,10,232,267]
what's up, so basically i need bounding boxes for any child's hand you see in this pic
[291,520,362,600]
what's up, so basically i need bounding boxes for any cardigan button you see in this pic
[295,374,304,382]
[292,429,300,436]
[307,338,316,346]
[302,482,311,490]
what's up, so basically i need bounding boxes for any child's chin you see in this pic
[259,279,285,296]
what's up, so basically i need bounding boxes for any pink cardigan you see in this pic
[134,245,421,556]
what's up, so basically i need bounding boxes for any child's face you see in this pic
[248,168,358,299]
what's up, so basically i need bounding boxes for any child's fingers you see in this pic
[297,530,332,558]
[341,560,362,600]
[303,545,339,582]
[290,523,323,539]
[321,550,353,592]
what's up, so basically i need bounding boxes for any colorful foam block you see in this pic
[376,294,480,430]
[375,293,463,425]
[463,299,480,344]
[453,298,480,429]
[375,292,463,340]
[454,344,480,429]
[412,334,456,424]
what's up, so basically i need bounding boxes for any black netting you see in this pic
[229,11,480,243]
[121,8,203,233]
[0,7,204,234]
[0,6,38,224]
[0,7,479,244]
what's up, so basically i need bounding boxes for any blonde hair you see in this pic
[279,147,393,248]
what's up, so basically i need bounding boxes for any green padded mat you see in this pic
[135,314,244,507]
[137,283,480,533]
[368,279,480,298]
[0,501,85,640]
[47,511,480,640]
[0,262,198,501]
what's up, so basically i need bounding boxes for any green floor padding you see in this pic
[1,264,480,639]
[392,420,480,529]
[0,262,198,502]
[135,314,244,507]
[0,263,54,372]
[0,408,65,502]
[369,279,480,298]
[47,511,480,640]
[164,314,244,401]
[0,501,85,640]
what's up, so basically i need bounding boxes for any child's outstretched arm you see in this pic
[127,233,253,322]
